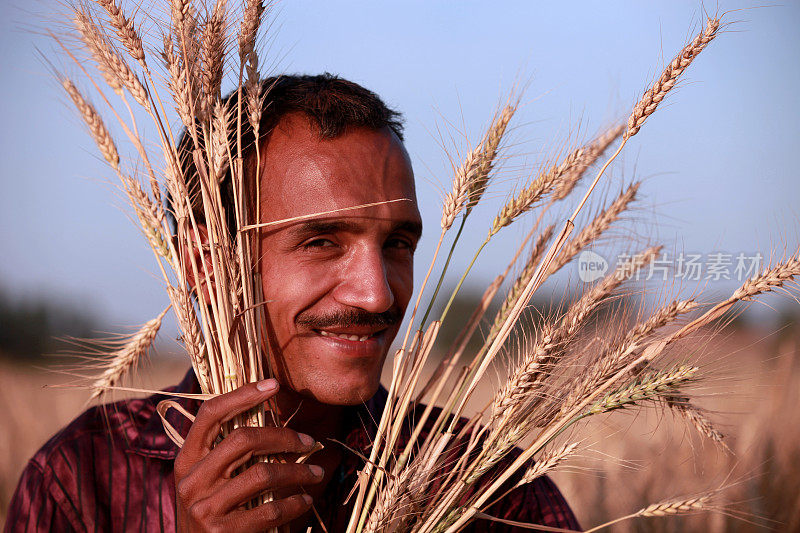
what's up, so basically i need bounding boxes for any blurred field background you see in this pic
[2,1,800,530]
[2,304,799,530]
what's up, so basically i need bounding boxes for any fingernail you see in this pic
[308,464,324,477]
[256,379,278,392]
[302,493,312,505]
[298,433,315,446]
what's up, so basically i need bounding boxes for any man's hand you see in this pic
[174,379,324,533]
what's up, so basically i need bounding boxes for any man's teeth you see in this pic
[319,330,370,342]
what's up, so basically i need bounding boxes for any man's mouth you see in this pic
[318,330,371,342]
[315,328,385,342]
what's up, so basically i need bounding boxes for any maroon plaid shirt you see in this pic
[5,370,579,532]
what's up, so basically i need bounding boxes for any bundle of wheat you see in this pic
[53,2,799,531]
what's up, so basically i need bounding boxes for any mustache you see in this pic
[296,308,402,330]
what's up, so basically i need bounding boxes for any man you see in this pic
[5,74,579,532]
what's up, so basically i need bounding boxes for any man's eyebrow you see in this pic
[395,220,423,240]
[288,220,359,239]
[286,219,423,240]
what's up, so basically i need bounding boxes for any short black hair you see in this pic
[170,73,404,234]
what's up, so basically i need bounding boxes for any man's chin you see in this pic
[288,375,383,407]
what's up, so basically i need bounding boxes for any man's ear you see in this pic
[179,224,216,304]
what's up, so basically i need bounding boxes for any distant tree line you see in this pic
[0,286,100,360]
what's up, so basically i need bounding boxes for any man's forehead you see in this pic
[256,114,417,223]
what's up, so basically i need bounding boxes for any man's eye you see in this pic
[302,238,336,249]
[386,237,413,251]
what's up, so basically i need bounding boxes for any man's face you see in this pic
[257,113,422,406]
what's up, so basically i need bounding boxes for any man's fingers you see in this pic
[226,494,313,533]
[177,379,279,469]
[212,462,324,514]
[185,426,317,481]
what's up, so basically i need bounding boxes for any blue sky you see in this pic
[1,1,798,336]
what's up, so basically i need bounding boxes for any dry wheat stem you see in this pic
[485,224,556,345]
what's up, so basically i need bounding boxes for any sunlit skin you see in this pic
[173,112,422,532]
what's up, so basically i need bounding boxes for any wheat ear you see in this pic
[515,442,579,487]
[547,182,639,276]
[89,307,170,400]
[466,102,517,214]
[73,10,150,109]
[492,246,661,421]
[626,18,721,139]
[569,16,721,225]
[585,364,698,415]
[489,144,587,236]
[61,78,120,170]
[552,123,625,201]
[583,495,711,533]
[93,0,146,67]
[668,396,729,451]
[201,0,227,111]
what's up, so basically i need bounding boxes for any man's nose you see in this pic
[332,246,394,313]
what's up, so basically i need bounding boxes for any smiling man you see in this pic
[5,74,579,532]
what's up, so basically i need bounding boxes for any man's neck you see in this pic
[273,388,346,442]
